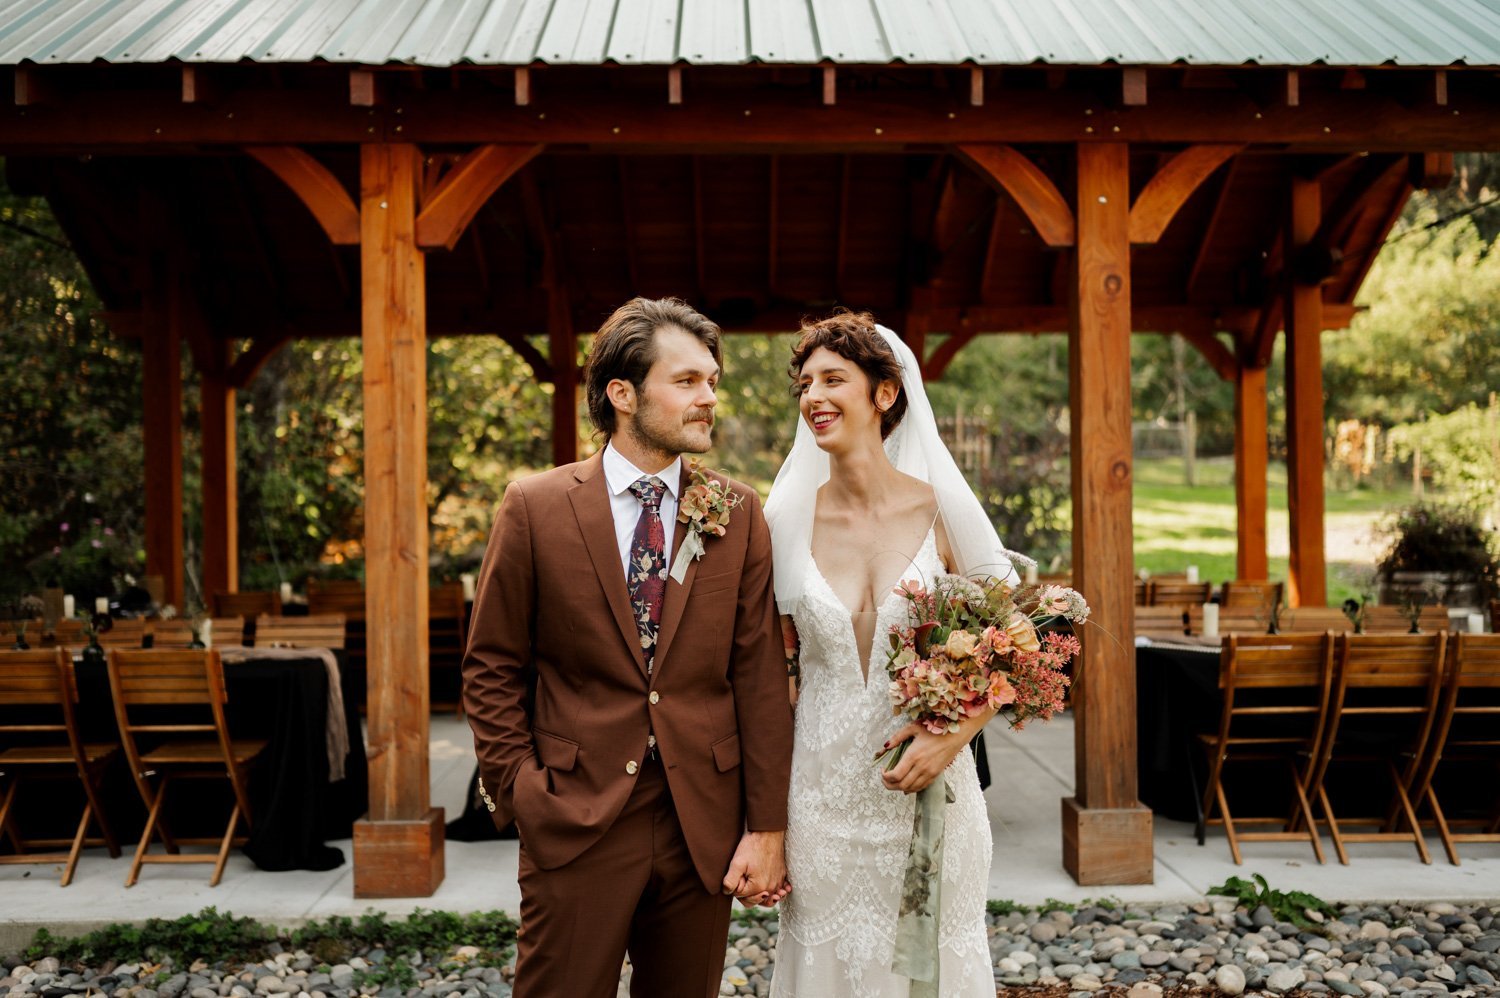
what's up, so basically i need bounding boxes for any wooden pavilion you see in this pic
[4,0,1499,894]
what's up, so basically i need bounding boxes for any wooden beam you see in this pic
[1433,69,1449,107]
[142,260,185,609]
[1283,175,1327,608]
[668,66,683,106]
[180,67,219,105]
[226,333,290,388]
[1122,67,1148,107]
[10,85,1500,150]
[822,66,836,106]
[244,146,360,245]
[1128,144,1243,244]
[414,143,540,250]
[500,332,551,380]
[1410,151,1455,190]
[354,142,442,897]
[201,338,238,599]
[1284,69,1300,107]
[514,67,531,106]
[350,69,380,107]
[12,67,54,107]
[969,66,984,107]
[955,144,1075,247]
[1065,141,1152,885]
[1234,363,1270,581]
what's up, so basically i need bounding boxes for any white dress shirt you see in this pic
[601,442,680,579]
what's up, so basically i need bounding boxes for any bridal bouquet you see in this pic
[874,574,1089,995]
[877,575,1087,767]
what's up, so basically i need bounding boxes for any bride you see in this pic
[763,310,1023,998]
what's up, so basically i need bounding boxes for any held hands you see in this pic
[721,830,792,907]
[880,708,996,795]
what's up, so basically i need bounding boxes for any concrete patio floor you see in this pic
[3,711,1497,951]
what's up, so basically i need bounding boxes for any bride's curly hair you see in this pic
[789,309,908,439]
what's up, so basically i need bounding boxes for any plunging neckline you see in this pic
[807,525,935,688]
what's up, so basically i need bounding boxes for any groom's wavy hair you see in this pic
[585,297,723,438]
[789,309,908,439]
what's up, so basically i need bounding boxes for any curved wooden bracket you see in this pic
[227,333,291,388]
[244,146,360,245]
[954,144,1074,247]
[416,144,541,250]
[1128,144,1242,245]
[922,329,978,381]
[500,331,552,382]
[1179,328,1237,381]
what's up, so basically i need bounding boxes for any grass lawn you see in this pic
[1131,455,1414,606]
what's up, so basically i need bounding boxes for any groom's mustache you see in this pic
[685,408,715,426]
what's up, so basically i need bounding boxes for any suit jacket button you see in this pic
[625,760,639,775]
[649,691,660,704]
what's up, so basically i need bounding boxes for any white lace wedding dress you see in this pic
[772,528,995,998]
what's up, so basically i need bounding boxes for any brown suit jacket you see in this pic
[461,450,793,892]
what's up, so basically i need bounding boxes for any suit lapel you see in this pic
[568,452,650,677]
[651,462,700,677]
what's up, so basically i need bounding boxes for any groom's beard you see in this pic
[628,393,715,458]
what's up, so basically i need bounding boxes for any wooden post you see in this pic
[549,287,577,467]
[142,261,185,609]
[1063,143,1153,885]
[1234,363,1270,581]
[352,142,444,898]
[200,339,238,599]
[1284,177,1328,607]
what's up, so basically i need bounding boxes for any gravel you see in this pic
[5,901,1500,998]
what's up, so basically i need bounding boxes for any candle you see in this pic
[63,595,75,618]
[1185,565,1200,583]
[201,618,213,649]
[95,596,109,614]
[1469,612,1486,634]
[279,582,293,603]
[461,573,477,602]
[1201,602,1220,638]
[1023,564,1038,586]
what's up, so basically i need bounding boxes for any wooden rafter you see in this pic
[415,143,540,250]
[922,329,978,380]
[1179,328,1236,381]
[225,159,284,304]
[954,144,1074,247]
[1128,144,1243,244]
[499,332,552,381]
[244,146,360,245]
[1185,156,1238,302]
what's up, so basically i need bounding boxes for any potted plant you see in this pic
[1376,503,1498,611]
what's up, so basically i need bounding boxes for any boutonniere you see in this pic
[670,460,744,583]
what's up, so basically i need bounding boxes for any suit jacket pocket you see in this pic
[690,569,738,597]
[533,727,579,772]
[711,732,741,772]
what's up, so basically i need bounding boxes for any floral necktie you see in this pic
[627,476,668,671]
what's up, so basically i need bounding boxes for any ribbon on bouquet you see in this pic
[890,772,954,997]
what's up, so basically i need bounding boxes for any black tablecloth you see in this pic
[3,651,367,871]
[1135,641,1222,822]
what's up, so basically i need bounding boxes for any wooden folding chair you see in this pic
[1149,580,1212,607]
[1188,605,1272,636]
[429,581,469,712]
[38,619,85,648]
[106,649,267,886]
[0,648,121,885]
[149,618,245,649]
[212,590,282,619]
[253,613,346,650]
[307,582,365,691]
[1305,633,1448,864]
[1221,580,1285,611]
[1363,605,1450,634]
[1134,578,1147,606]
[1491,600,1499,633]
[1281,607,1351,633]
[1198,633,1334,864]
[1407,633,1500,864]
[1135,606,1187,638]
[95,618,146,650]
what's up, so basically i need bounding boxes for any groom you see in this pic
[462,297,793,997]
